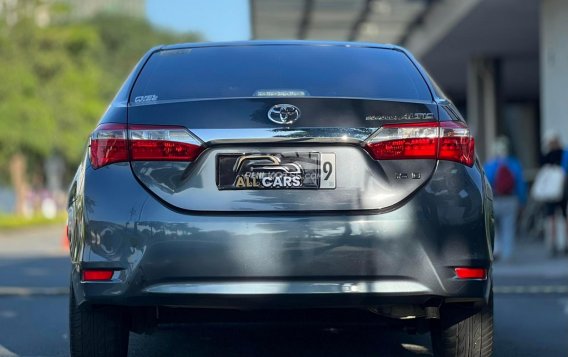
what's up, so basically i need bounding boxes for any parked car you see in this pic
[68,40,494,357]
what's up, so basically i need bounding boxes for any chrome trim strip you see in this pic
[144,280,431,295]
[191,128,378,145]
[128,96,435,107]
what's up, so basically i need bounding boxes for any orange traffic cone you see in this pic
[61,224,70,251]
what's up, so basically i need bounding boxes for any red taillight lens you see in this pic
[454,267,487,279]
[90,123,128,169]
[129,125,203,161]
[82,269,114,281]
[364,122,439,160]
[438,121,475,167]
[89,124,203,169]
[364,121,475,167]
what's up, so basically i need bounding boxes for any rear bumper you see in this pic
[70,161,493,309]
[75,277,491,309]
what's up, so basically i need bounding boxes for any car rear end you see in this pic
[68,42,494,357]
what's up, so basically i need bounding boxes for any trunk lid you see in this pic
[127,97,438,212]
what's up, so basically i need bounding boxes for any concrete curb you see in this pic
[0,286,69,297]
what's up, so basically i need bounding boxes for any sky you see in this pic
[146,0,251,41]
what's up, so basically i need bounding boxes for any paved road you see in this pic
[0,226,567,356]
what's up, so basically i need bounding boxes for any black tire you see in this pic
[431,293,494,357]
[69,284,129,357]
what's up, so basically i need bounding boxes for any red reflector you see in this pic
[454,267,487,279]
[82,270,114,281]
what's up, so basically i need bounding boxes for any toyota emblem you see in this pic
[267,104,301,125]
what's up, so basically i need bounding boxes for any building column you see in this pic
[467,57,501,163]
[541,0,568,145]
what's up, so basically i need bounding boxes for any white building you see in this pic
[251,0,567,176]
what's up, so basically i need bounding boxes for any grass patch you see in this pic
[0,213,67,230]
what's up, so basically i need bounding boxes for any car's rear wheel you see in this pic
[430,292,494,357]
[69,283,129,357]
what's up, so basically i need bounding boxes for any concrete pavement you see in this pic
[0,225,66,257]
[0,225,69,298]
[493,239,568,279]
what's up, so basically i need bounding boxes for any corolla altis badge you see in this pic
[365,113,434,121]
[268,104,301,125]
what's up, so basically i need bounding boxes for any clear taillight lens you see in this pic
[89,124,203,169]
[364,121,475,167]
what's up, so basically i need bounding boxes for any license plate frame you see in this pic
[217,152,336,190]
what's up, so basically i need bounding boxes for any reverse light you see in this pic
[454,267,487,280]
[89,124,203,169]
[364,121,475,166]
[82,270,114,281]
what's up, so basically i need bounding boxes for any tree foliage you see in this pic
[0,8,199,183]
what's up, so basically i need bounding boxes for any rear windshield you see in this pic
[131,45,432,103]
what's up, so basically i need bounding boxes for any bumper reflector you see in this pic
[82,270,114,281]
[454,267,487,280]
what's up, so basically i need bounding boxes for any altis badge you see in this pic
[365,113,434,121]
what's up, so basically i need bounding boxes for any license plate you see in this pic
[217,152,336,190]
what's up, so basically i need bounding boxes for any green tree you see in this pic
[0,7,199,215]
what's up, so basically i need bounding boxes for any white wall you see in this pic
[541,0,568,145]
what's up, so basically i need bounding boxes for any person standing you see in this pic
[484,136,527,261]
[540,133,568,256]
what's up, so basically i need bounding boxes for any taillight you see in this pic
[90,123,128,169]
[129,125,203,161]
[89,124,203,169]
[364,121,475,167]
[437,121,475,167]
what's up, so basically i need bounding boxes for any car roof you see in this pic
[160,40,402,52]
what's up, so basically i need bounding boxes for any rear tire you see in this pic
[69,284,129,357]
[431,292,494,357]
